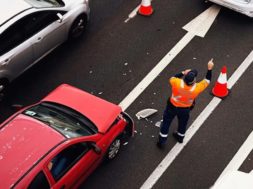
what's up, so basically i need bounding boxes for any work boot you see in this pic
[156,141,165,149]
[173,132,183,143]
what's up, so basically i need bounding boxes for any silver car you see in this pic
[0,0,90,95]
[209,0,253,17]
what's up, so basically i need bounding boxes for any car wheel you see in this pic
[68,14,87,40]
[106,137,121,160]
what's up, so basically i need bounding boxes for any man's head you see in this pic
[184,69,198,85]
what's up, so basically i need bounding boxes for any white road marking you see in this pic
[140,50,253,189]
[120,5,220,111]
[213,131,253,187]
[119,32,195,111]
[124,0,155,23]
[124,5,140,23]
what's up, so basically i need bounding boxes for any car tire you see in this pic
[106,137,121,161]
[68,14,88,40]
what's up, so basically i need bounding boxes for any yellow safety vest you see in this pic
[170,77,209,107]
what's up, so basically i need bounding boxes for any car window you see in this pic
[0,22,26,55]
[48,143,89,181]
[23,103,97,138]
[23,11,59,37]
[28,171,50,189]
[0,11,59,56]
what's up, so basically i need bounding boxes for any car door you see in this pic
[47,142,101,189]
[0,19,33,80]
[26,11,67,62]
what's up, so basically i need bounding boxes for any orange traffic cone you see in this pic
[212,66,229,98]
[138,0,153,16]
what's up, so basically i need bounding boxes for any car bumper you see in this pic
[209,0,253,17]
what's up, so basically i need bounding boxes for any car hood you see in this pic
[42,84,122,133]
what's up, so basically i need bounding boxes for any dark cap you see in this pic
[184,69,198,85]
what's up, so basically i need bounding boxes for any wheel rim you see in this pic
[108,139,121,159]
[71,17,85,38]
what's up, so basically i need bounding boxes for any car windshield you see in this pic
[22,102,98,138]
[24,0,64,8]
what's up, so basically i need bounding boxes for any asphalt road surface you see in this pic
[1,0,253,188]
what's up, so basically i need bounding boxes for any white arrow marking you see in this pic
[119,5,220,111]
[183,5,221,37]
[140,51,253,189]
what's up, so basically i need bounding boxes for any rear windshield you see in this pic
[24,0,64,8]
[22,102,98,138]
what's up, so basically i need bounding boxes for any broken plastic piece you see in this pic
[135,108,158,120]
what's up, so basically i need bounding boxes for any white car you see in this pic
[209,0,253,17]
[0,0,90,96]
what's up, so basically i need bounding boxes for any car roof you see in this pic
[0,0,32,26]
[42,84,122,133]
[0,114,65,189]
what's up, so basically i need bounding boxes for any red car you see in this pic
[0,84,134,189]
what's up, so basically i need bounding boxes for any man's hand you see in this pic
[182,69,191,75]
[208,58,214,70]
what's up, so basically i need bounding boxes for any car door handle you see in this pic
[35,37,43,43]
[1,58,11,65]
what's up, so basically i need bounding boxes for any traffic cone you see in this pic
[138,0,153,16]
[212,66,229,98]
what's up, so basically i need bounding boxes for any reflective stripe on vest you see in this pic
[171,80,196,107]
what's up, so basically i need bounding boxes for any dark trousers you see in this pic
[158,100,190,144]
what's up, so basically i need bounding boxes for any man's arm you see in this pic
[173,69,191,78]
[205,58,214,82]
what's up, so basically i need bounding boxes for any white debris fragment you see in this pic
[155,120,163,127]
[124,62,128,66]
[98,92,103,95]
[153,92,156,95]
[134,130,138,134]
[151,135,155,138]
[140,132,142,135]
[89,70,93,74]
[136,108,158,120]
[123,73,127,76]
[193,57,197,60]
[123,142,128,146]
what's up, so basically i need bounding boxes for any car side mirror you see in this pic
[57,13,63,23]
[89,142,102,154]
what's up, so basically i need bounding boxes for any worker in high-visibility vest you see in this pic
[157,59,214,148]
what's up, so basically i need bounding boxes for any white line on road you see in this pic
[120,5,220,111]
[213,130,253,187]
[140,50,253,189]
[119,32,195,111]
[124,5,140,23]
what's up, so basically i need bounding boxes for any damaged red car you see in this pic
[0,84,134,189]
